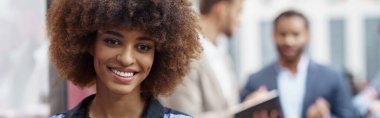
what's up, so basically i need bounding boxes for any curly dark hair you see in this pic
[47,0,202,98]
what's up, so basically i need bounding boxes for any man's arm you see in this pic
[159,66,233,118]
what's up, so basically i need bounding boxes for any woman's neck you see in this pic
[89,84,146,118]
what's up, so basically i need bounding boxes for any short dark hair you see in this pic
[199,0,233,15]
[47,0,202,98]
[274,10,309,30]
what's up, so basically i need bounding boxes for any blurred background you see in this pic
[232,0,380,88]
[0,0,379,117]
[0,0,49,117]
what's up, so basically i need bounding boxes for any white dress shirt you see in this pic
[277,56,309,118]
[200,35,236,101]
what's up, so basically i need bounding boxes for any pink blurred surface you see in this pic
[67,82,96,109]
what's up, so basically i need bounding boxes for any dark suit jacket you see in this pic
[241,61,357,118]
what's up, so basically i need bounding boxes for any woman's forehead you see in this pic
[98,26,149,35]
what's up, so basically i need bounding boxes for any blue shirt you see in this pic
[51,94,192,118]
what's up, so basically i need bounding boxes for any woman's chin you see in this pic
[106,84,139,95]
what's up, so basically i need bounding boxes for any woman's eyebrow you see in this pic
[104,30,124,38]
[137,35,153,41]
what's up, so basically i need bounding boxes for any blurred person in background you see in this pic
[241,10,358,118]
[352,22,380,118]
[47,0,202,117]
[344,71,363,96]
[159,0,247,117]
[353,81,380,118]
[0,0,49,117]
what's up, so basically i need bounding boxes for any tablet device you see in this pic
[234,90,280,118]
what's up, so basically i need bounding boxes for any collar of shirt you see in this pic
[199,35,220,61]
[275,55,310,79]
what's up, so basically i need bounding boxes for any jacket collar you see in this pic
[64,94,166,118]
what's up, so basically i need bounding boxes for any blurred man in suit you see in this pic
[159,0,244,117]
[241,10,357,118]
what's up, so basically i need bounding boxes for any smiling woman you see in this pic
[93,29,156,95]
[47,0,201,118]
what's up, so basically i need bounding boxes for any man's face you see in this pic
[274,16,309,62]
[222,0,243,37]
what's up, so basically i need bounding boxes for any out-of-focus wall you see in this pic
[0,0,49,117]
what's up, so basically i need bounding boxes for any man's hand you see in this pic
[252,110,278,118]
[244,86,279,118]
[244,86,269,102]
[364,87,378,101]
[362,87,380,116]
[307,97,331,118]
[368,101,380,116]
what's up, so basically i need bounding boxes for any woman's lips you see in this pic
[111,69,134,78]
[109,68,137,84]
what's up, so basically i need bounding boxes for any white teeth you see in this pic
[111,69,134,78]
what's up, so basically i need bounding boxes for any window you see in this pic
[365,18,380,80]
[260,21,277,66]
[329,19,346,70]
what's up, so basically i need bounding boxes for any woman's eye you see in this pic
[104,39,120,46]
[137,44,152,52]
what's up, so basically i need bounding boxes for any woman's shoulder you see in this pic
[163,108,192,118]
[144,99,192,118]
[50,114,66,118]
[50,110,192,118]
[50,94,95,118]
[50,96,191,118]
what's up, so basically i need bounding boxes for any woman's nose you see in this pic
[117,47,136,66]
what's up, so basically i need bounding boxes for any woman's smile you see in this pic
[108,66,139,84]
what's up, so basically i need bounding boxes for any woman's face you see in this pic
[93,29,155,95]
